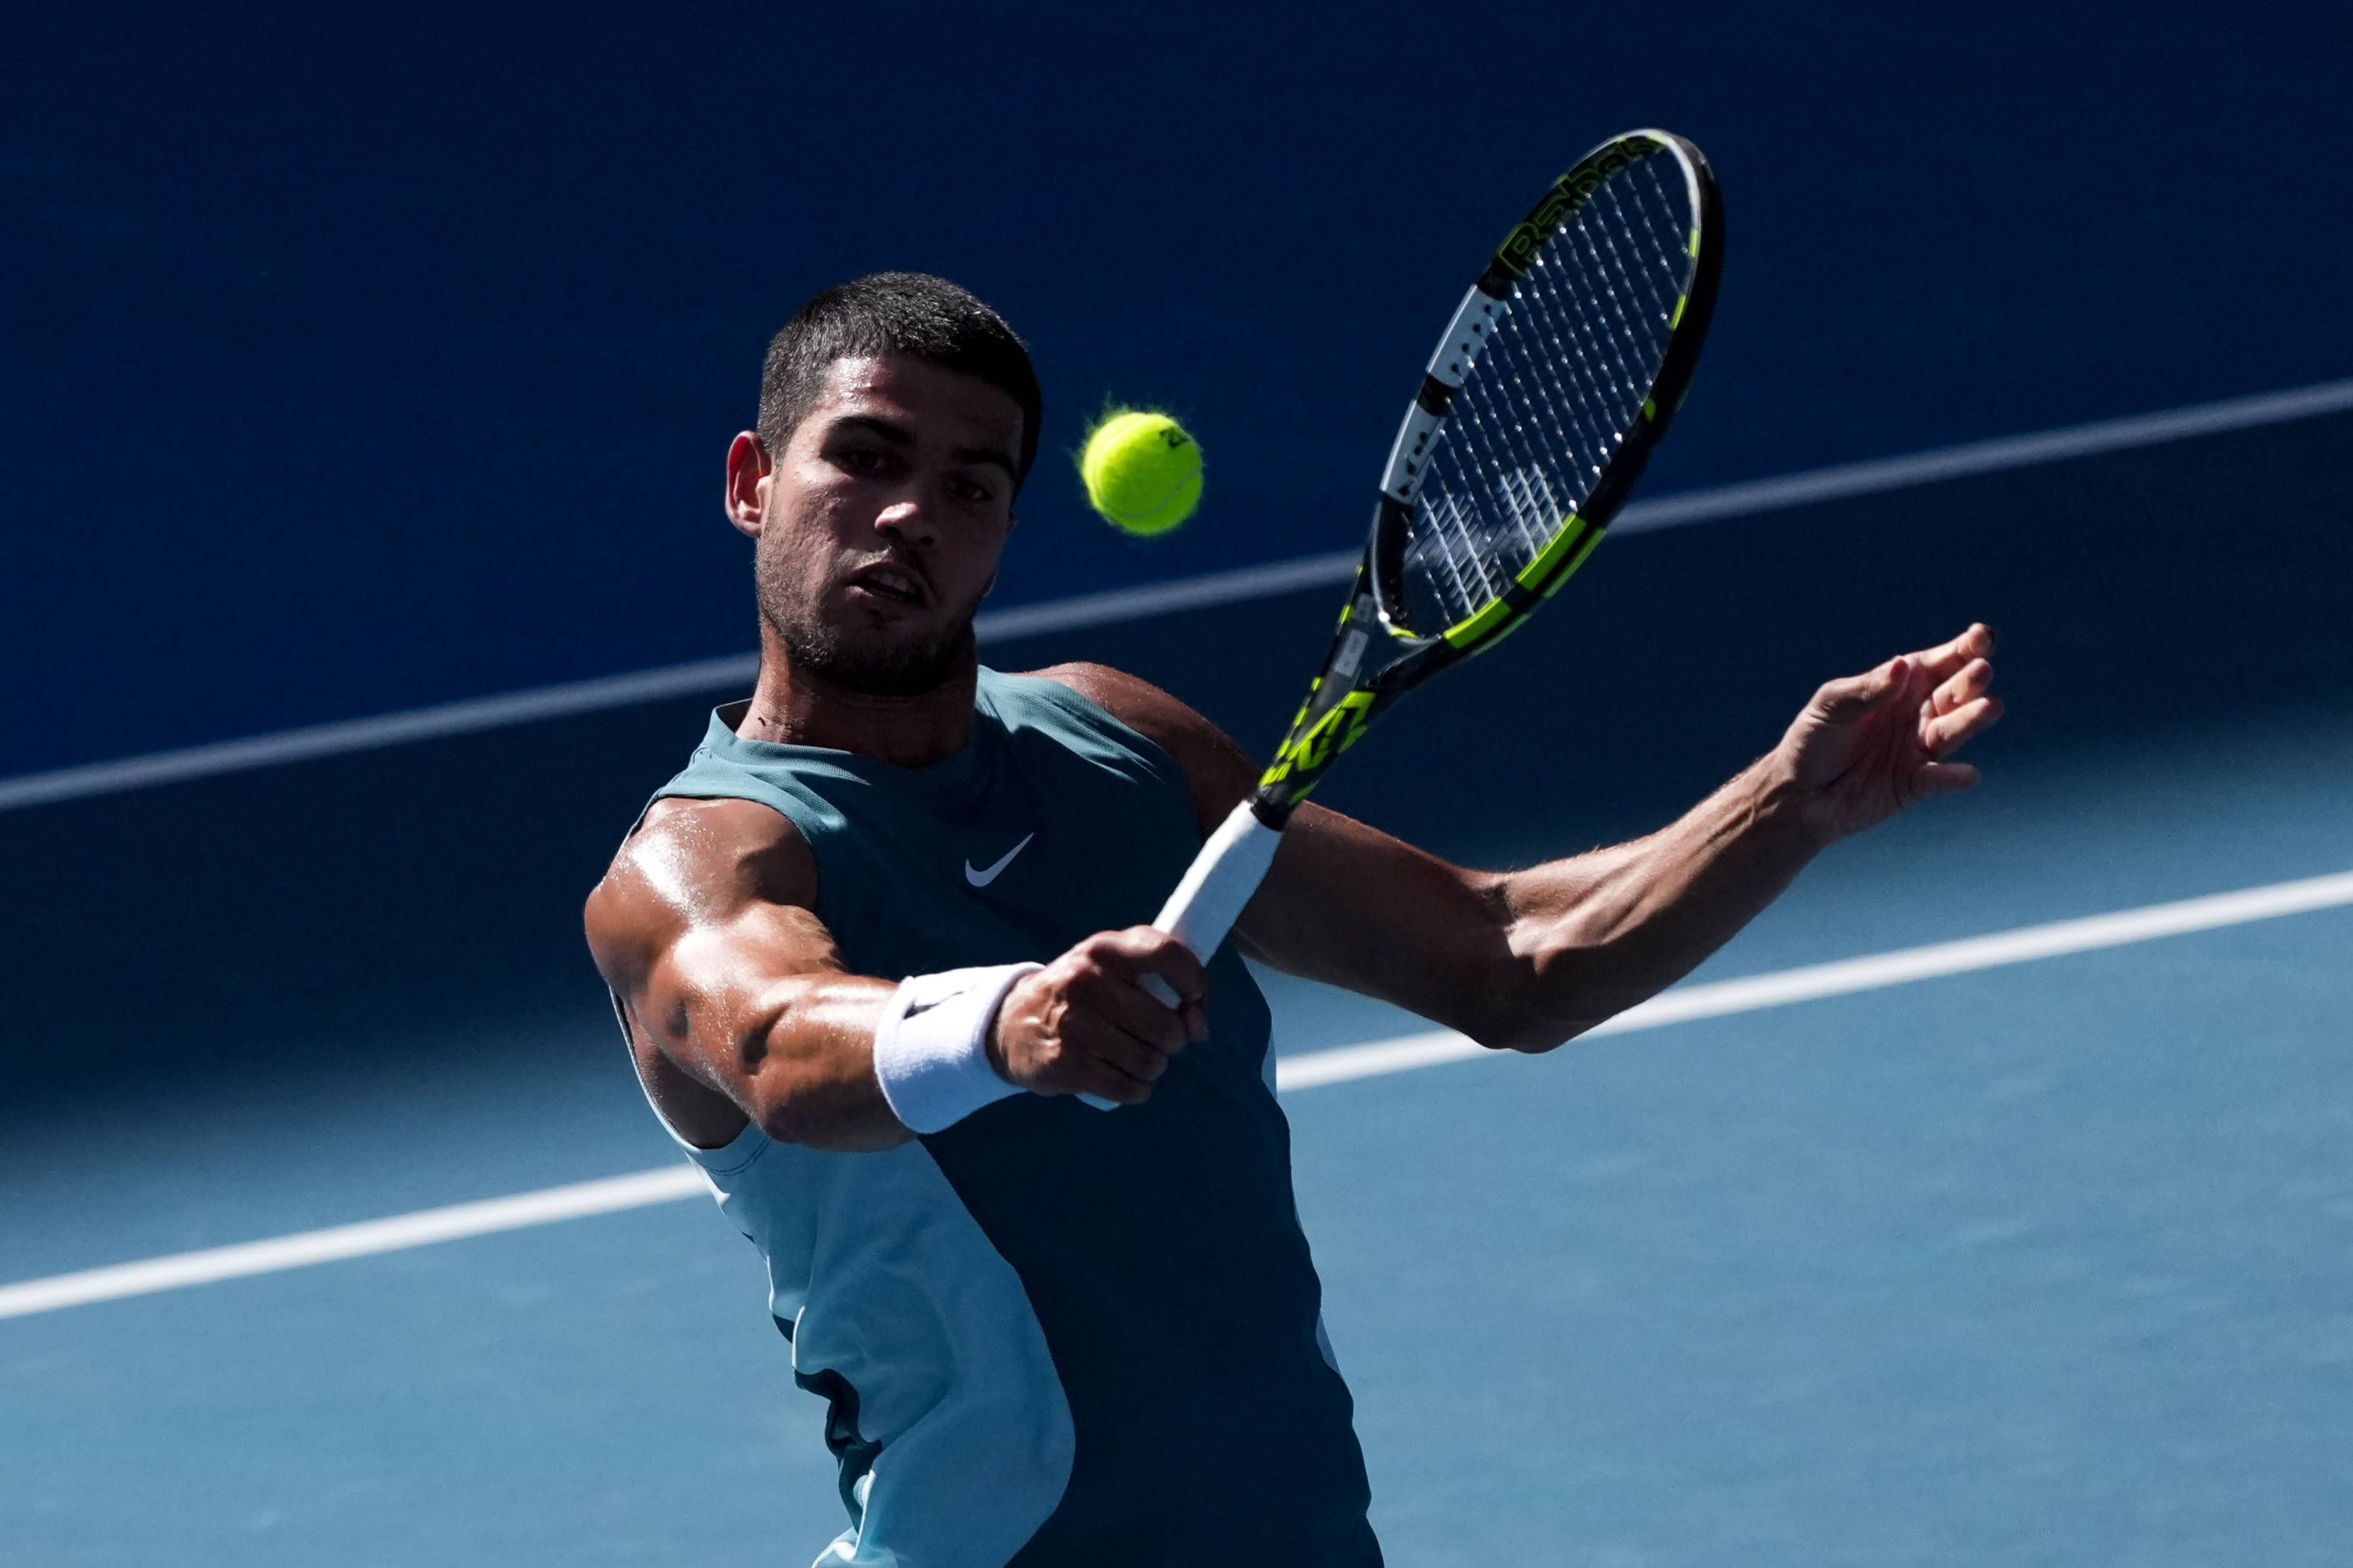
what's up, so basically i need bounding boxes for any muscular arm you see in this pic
[1241,766,1816,1051]
[586,797,910,1152]
[586,794,1212,1152]
[1042,625,2001,1054]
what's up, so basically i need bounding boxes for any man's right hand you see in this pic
[989,928,1209,1105]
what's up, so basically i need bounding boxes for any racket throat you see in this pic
[1256,607,1393,814]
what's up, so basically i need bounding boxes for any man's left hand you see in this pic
[1773,623,2004,846]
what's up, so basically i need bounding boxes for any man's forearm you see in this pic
[1480,753,1820,1051]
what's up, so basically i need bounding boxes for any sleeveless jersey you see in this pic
[626,669,1382,1567]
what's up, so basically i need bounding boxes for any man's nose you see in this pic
[874,494,938,549]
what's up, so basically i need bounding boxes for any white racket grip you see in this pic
[1154,800,1285,967]
[1084,802,1285,1111]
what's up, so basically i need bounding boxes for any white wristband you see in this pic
[872,962,1042,1134]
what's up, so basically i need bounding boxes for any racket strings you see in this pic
[1397,150,1694,635]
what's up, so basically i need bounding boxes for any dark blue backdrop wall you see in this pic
[7,2,2349,779]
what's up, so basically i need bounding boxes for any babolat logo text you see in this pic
[1495,140,1651,277]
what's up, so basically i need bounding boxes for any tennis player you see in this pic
[584,272,2001,1565]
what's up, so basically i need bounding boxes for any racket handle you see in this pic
[1153,799,1286,962]
[1085,802,1285,1111]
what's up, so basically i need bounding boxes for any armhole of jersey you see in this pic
[609,984,767,1170]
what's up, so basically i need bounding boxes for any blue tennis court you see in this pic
[6,399,2350,1564]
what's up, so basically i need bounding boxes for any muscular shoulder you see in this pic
[1028,661,1212,753]
[583,797,817,990]
[1026,662,1257,834]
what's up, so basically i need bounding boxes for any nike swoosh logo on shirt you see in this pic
[964,832,1035,888]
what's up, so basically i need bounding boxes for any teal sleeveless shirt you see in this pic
[635,669,1380,1567]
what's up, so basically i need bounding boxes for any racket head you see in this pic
[1370,130,1723,653]
[1252,130,1723,820]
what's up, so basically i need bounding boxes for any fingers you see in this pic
[1909,625,2002,760]
[1817,625,1998,724]
[1002,928,1211,1106]
[1089,963,1196,1056]
[1057,1012,1171,1102]
[1093,926,1209,1016]
[1909,622,1995,684]
[994,982,1163,1106]
[1914,760,1981,796]
[1928,656,1993,719]
[1921,693,2003,756]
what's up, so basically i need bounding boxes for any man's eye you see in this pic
[837,446,892,474]
[951,478,997,506]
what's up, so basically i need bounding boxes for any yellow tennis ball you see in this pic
[1079,410,1202,537]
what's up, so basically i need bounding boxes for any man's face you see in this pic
[740,354,1023,696]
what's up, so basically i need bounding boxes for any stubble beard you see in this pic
[757,550,982,700]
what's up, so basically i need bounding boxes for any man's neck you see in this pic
[736,627,978,768]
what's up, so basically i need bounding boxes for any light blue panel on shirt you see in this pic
[668,1114,1075,1567]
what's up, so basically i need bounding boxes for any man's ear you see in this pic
[725,431,770,538]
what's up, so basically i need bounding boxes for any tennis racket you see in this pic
[1139,128,1724,1009]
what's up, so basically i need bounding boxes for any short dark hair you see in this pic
[757,271,1042,487]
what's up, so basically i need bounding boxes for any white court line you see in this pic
[0,656,764,815]
[4,375,2349,815]
[1273,867,2353,1090]
[1611,375,2353,532]
[5,867,2350,1323]
[0,1167,709,1323]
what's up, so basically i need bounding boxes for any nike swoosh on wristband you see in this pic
[964,832,1034,887]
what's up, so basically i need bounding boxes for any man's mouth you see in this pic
[847,561,929,606]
